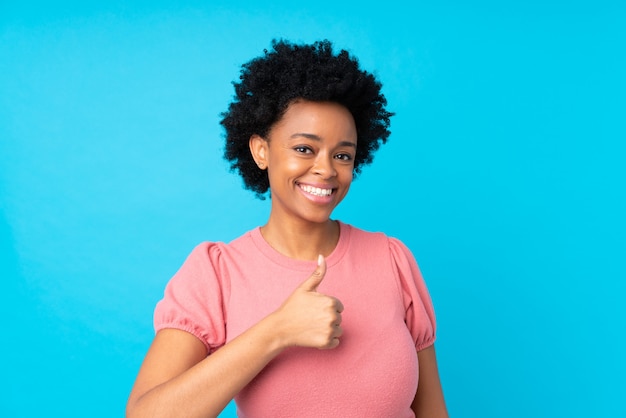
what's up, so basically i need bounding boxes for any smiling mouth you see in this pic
[299,184,334,197]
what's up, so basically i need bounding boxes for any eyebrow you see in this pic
[289,133,357,148]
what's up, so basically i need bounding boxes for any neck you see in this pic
[260,217,340,261]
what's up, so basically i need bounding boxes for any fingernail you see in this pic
[317,254,323,266]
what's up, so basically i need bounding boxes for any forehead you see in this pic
[270,100,357,141]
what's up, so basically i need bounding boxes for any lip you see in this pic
[296,182,337,204]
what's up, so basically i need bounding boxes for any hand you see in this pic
[274,255,344,349]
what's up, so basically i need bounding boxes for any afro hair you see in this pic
[220,39,393,197]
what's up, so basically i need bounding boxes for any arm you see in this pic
[126,256,342,418]
[411,345,449,418]
[127,314,285,418]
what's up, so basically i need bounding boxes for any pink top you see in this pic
[154,222,436,417]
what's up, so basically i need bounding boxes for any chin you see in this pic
[300,210,336,225]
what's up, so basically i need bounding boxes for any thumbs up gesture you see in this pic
[274,255,344,349]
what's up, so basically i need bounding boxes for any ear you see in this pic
[249,134,269,170]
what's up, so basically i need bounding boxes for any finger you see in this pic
[319,325,342,350]
[325,337,341,350]
[335,298,344,314]
[299,254,327,292]
[334,324,343,338]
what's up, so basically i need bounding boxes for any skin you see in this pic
[250,100,357,260]
[126,100,448,418]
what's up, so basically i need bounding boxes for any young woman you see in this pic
[127,39,448,418]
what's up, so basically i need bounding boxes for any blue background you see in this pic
[1,1,624,416]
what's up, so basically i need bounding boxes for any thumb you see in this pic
[300,254,327,292]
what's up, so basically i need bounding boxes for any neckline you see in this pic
[249,221,351,271]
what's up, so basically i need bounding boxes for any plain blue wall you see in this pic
[1,1,624,416]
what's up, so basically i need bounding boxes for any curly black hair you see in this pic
[220,39,393,198]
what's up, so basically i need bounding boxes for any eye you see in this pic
[334,153,353,161]
[294,146,313,154]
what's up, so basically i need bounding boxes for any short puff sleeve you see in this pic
[389,237,436,351]
[153,242,228,354]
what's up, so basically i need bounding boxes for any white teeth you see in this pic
[300,184,333,197]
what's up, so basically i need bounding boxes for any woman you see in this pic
[127,39,448,418]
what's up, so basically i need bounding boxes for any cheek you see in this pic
[284,160,303,171]
[342,167,354,183]
[281,160,308,180]
[336,170,354,197]
[267,161,302,186]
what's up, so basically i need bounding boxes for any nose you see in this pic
[312,152,337,179]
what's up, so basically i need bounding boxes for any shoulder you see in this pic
[341,222,412,257]
[161,229,258,295]
[341,222,389,245]
[176,242,225,278]
[183,228,257,266]
[153,231,258,352]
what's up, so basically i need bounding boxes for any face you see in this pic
[250,100,357,226]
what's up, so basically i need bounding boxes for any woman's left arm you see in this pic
[412,345,449,418]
